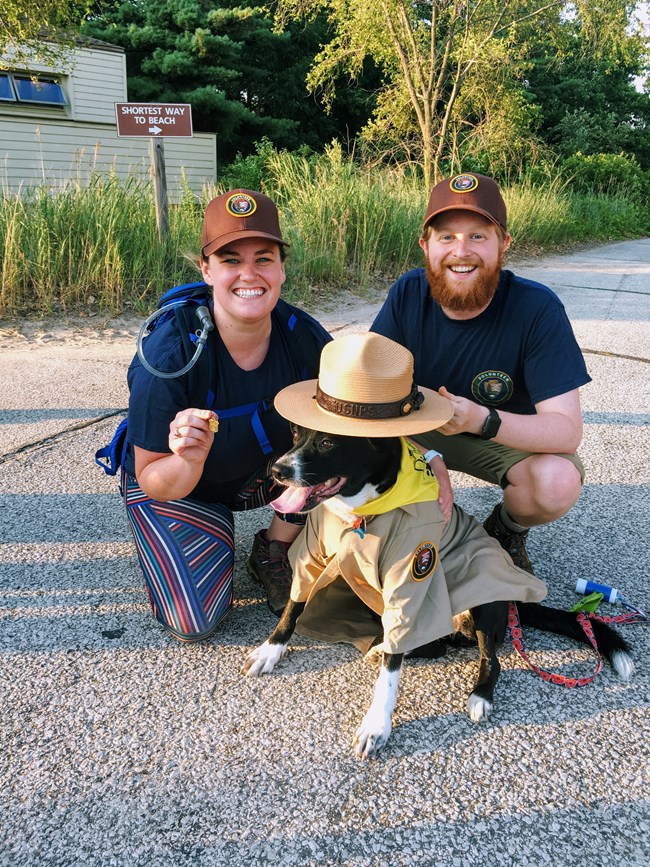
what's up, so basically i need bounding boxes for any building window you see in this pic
[0,72,67,106]
[0,74,16,102]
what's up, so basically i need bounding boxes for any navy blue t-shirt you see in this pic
[125,303,331,503]
[371,269,591,413]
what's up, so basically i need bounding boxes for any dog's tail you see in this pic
[517,602,635,680]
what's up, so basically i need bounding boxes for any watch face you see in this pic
[482,410,501,439]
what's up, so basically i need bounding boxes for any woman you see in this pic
[122,189,331,641]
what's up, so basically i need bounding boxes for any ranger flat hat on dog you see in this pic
[273,333,453,436]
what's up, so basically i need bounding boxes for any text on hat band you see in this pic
[315,384,424,419]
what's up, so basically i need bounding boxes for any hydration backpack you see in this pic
[94,281,316,476]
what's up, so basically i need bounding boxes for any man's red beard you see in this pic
[425,252,505,313]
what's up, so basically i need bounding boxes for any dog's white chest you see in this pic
[323,484,380,523]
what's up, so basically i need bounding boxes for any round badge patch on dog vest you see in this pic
[411,542,438,581]
[226,193,257,217]
[471,370,513,405]
[449,174,479,193]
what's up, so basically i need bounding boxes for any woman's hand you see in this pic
[168,409,219,464]
[134,409,219,503]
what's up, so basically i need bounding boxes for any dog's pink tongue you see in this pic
[270,485,314,514]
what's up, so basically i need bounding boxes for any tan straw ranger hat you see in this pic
[273,333,453,436]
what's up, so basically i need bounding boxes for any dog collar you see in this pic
[315,382,424,420]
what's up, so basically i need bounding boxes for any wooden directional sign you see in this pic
[115,102,193,137]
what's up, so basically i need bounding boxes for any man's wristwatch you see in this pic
[480,407,502,440]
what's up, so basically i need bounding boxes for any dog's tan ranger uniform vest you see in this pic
[289,499,548,656]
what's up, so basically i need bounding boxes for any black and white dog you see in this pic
[242,425,634,758]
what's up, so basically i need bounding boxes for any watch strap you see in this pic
[480,407,502,440]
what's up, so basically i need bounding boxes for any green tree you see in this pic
[526,37,650,168]
[1,0,92,67]
[83,0,376,162]
[274,0,648,185]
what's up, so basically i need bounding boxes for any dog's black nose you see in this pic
[271,459,293,483]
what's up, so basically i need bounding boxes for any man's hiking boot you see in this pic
[247,530,292,617]
[483,504,534,574]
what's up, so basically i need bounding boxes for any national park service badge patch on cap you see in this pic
[450,173,479,193]
[226,192,257,217]
[410,542,438,581]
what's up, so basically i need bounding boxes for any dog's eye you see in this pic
[292,430,299,443]
[320,437,334,450]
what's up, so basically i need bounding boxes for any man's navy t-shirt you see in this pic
[371,268,591,413]
[125,304,331,504]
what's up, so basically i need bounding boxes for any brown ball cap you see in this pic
[201,189,288,257]
[423,173,507,232]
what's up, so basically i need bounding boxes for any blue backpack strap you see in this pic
[95,284,215,479]
[94,416,129,476]
[273,299,313,381]
[213,302,315,454]
[216,400,273,454]
[170,286,214,406]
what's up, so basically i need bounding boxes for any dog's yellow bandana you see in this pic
[353,439,440,516]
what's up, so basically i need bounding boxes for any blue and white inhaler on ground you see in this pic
[575,579,647,617]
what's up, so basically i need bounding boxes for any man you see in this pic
[371,173,591,572]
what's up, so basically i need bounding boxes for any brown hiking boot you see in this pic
[483,504,534,574]
[247,530,293,616]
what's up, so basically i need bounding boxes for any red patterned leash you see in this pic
[507,601,645,689]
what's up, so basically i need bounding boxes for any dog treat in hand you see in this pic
[208,416,219,433]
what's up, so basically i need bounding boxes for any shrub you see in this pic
[560,152,647,204]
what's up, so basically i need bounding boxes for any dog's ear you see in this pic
[366,436,401,454]
[367,436,402,492]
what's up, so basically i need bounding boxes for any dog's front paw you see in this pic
[352,708,392,758]
[363,643,385,666]
[241,641,287,677]
[467,692,493,722]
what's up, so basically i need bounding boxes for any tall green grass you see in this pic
[504,175,647,251]
[1,153,647,316]
[265,143,424,291]
[0,173,202,316]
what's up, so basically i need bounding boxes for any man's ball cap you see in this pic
[423,173,507,232]
[201,189,288,257]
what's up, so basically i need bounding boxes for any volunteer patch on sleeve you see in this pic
[411,542,438,581]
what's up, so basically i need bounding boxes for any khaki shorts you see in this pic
[412,431,585,489]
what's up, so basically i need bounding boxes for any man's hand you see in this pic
[406,437,454,524]
[435,386,584,455]
[436,387,487,436]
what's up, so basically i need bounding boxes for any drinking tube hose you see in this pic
[136,303,214,379]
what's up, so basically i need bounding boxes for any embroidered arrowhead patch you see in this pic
[410,542,438,581]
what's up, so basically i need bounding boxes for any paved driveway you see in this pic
[1,240,649,866]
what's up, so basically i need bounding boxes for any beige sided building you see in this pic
[0,38,217,199]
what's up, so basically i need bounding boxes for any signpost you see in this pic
[114,103,194,240]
